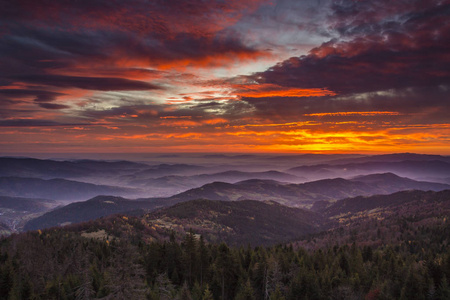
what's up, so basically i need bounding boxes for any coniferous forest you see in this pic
[1,221,450,300]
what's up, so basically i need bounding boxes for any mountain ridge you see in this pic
[0,176,140,201]
[22,173,450,231]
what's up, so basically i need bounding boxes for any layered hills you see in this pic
[22,173,450,232]
[23,196,158,231]
[168,173,450,206]
[288,160,450,183]
[0,157,150,179]
[0,177,140,201]
[26,189,450,248]
[26,198,324,246]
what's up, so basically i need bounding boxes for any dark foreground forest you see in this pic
[1,222,450,300]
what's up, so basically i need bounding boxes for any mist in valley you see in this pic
[0,152,449,234]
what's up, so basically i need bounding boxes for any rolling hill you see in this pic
[22,173,450,232]
[288,159,450,182]
[324,153,450,165]
[319,189,450,218]
[23,196,161,231]
[0,196,59,234]
[0,157,150,179]
[167,173,450,207]
[122,163,209,180]
[55,199,324,246]
[0,195,55,212]
[299,189,450,249]
[0,177,141,201]
[24,197,324,245]
[143,199,324,245]
[127,170,303,189]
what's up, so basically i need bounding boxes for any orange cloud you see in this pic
[160,116,192,119]
[235,84,336,98]
[2,121,449,155]
[202,118,227,125]
[155,50,270,71]
[304,111,401,117]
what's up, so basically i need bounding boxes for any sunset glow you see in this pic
[0,0,449,154]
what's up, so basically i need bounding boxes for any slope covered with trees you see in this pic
[1,189,449,299]
[23,196,161,231]
[1,223,449,299]
[145,199,323,246]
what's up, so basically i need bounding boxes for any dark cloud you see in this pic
[37,103,70,110]
[14,75,159,91]
[0,89,64,102]
[81,104,163,125]
[190,101,223,109]
[247,0,450,95]
[241,86,449,124]
[0,0,263,35]
[0,0,264,71]
[0,120,84,127]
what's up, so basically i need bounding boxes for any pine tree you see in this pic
[399,266,426,300]
[202,284,214,300]
[435,275,450,300]
[191,281,204,300]
[105,243,146,299]
[235,279,255,300]
[0,263,12,299]
[269,286,285,300]
[183,230,198,286]
[179,281,193,300]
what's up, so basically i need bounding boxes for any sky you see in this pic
[0,0,449,154]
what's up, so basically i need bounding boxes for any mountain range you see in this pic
[23,196,159,231]
[0,157,150,179]
[29,189,449,247]
[288,160,450,183]
[2,154,449,200]
[0,176,140,201]
[167,172,450,206]
[22,172,450,231]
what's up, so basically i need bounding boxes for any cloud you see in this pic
[234,83,335,98]
[14,75,160,91]
[37,103,70,110]
[0,0,265,35]
[240,86,449,125]
[0,89,64,102]
[0,1,267,72]
[0,119,84,127]
[0,0,448,153]
[246,0,450,94]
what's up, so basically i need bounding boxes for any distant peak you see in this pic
[354,172,401,179]
[88,195,127,202]
[235,179,281,185]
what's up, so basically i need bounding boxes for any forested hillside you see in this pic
[1,225,449,299]
[1,190,450,299]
